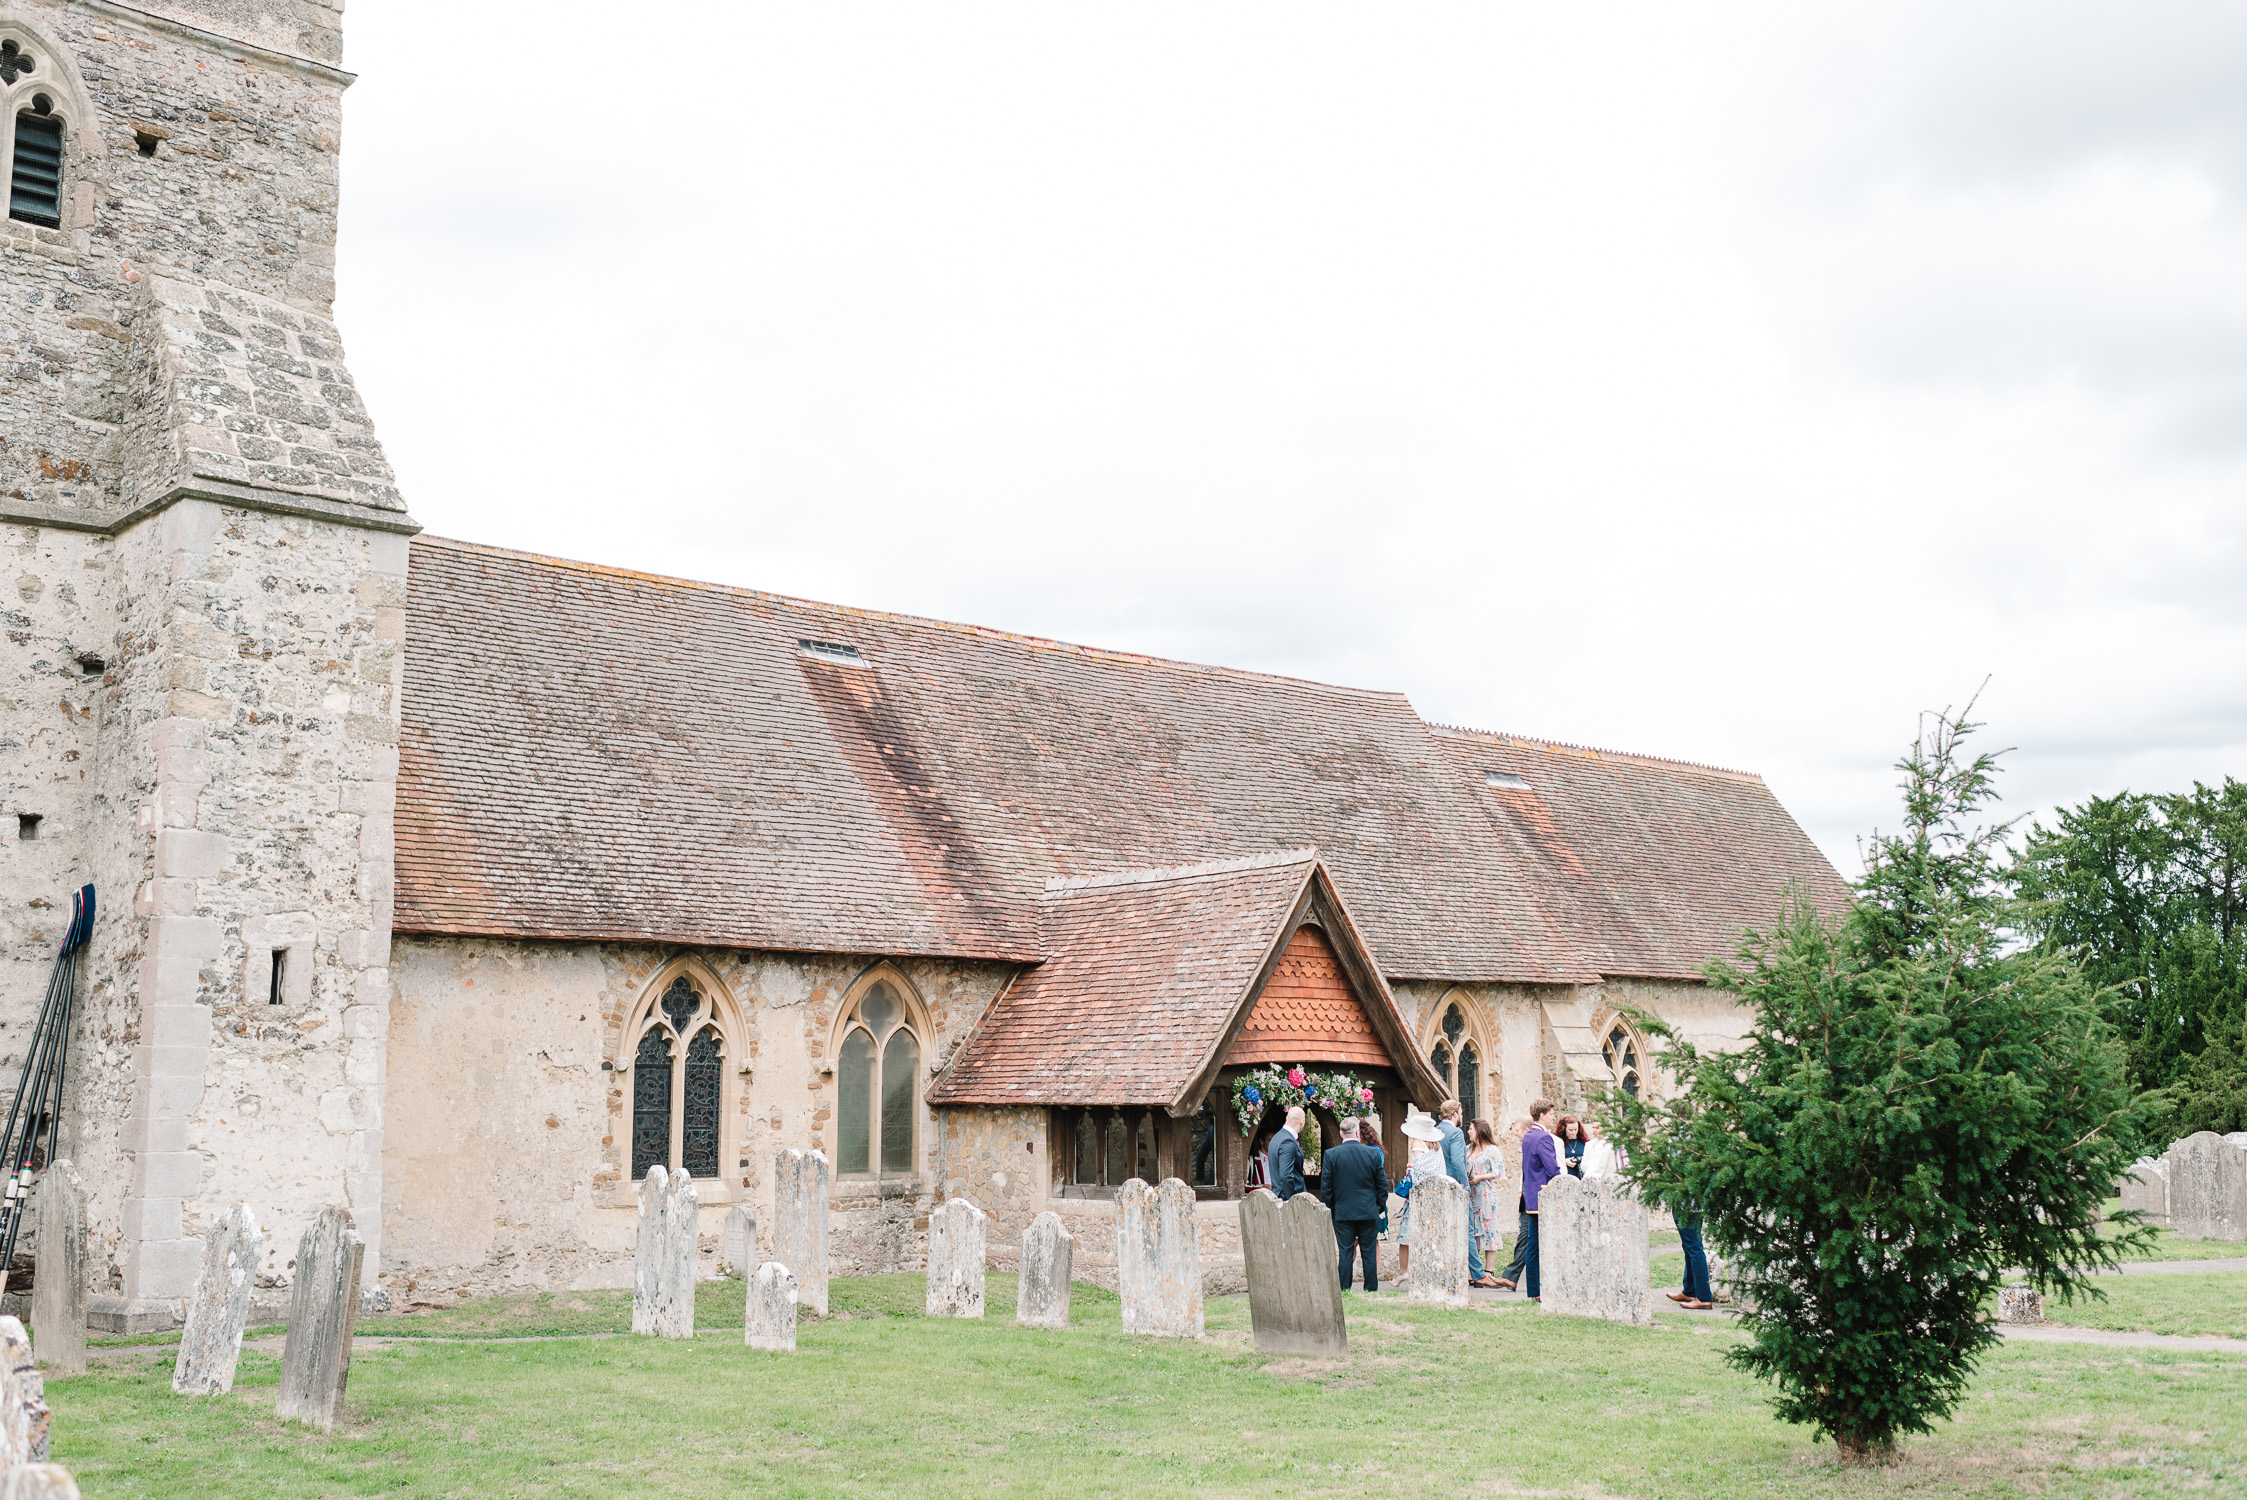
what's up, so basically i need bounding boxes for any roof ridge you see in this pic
[1427,723,1766,784]
[413,534,1413,704]
[1044,848,1321,895]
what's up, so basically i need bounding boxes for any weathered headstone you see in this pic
[1016,1212,1074,1329]
[1116,1177,1203,1338]
[275,1206,365,1431]
[0,1318,49,1466]
[925,1198,986,1318]
[1995,1285,2045,1324]
[1537,1174,1652,1326]
[720,1203,758,1278]
[1405,1175,1470,1309]
[2165,1131,2247,1241]
[774,1149,831,1317]
[632,1166,698,1338]
[2227,1132,2247,1152]
[29,1165,84,1377]
[1239,1190,1347,1356]
[2115,1156,2168,1226]
[0,1464,80,1499]
[172,1203,265,1395]
[746,1262,797,1352]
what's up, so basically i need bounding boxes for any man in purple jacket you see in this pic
[1519,1099,1562,1301]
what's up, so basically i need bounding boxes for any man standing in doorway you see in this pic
[1436,1100,1491,1289]
[1268,1106,1308,1201]
[1519,1099,1562,1302]
[1320,1115,1390,1291]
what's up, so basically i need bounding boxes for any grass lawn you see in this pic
[55,1275,2247,1498]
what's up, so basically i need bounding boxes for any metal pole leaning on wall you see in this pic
[0,884,95,1271]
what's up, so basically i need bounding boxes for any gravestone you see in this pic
[172,1203,265,1395]
[0,1465,79,1499]
[925,1198,986,1319]
[1537,1174,1652,1326]
[1406,1175,1470,1309]
[775,1150,831,1317]
[0,1319,49,1467]
[29,1165,84,1377]
[1239,1190,1347,1356]
[747,1263,797,1352]
[1016,1212,1074,1329]
[2115,1157,2168,1226]
[1995,1285,2044,1324]
[2164,1131,2247,1241]
[275,1206,365,1431]
[1116,1178,1202,1338]
[632,1166,698,1338]
[721,1203,757,1278]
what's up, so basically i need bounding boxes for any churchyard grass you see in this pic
[2041,1271,2247,1339]
[52,1275,2247,1497]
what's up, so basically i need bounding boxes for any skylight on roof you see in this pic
[1484,771,1529,790]
[797,638,865,666]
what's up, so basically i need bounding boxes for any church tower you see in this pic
[0,0,407,1317]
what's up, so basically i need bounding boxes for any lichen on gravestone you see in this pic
[1239,1191,1347,1356]
[29,1165,85,1378]
[747,1263,797,1352]
[0,1463,81,1498]
[0,1318,50,1467]
[1117,1178,1203,1338]
[1536,1174,1652,1327]
[274,1206,365,1432]
[925,1198,987,1319]
[632,1167,697,1338]
[1405,1175,1471,1310]
[774,1150,831,1318]
[2164,1132,2247,1242]
[1016,1212,1074,1330]
[720,1203,757,1279]
[1995,1285,2045,1324]
[173,1203,264,1395]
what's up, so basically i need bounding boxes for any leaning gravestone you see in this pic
[1239,1190,1347,1356]
[632,1166,697,1338]
[2164,1131,2247,1242]
[746,1263,797,1352]
[721,1203,757,1278]
[1406,1175,1471,1309]
[0,1318,49,1466]
[925,1198,986,1318]
[0,1464,79,1498]
[1117,1178,1203,1338]
[1538,1174,1652,1326]
[2115,1157,2168,1227]
[775,1150,831,1317]
[173,1203,265,1395]
[275,1206,365,1431]
[29,1165,85,1377]
[1016,1212,1074,1329]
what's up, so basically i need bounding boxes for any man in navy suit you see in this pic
[1319,1119,1391,1291]
[1267,1106,1308,1201]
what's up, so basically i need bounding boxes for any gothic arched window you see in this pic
[1427,998,1485,1122]
[628,974,730,1182]
[1604,1024,1642,1099]
[835,978,921,1178]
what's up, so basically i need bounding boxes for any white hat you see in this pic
[1401,1111,1443,1142]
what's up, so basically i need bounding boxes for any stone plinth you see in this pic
[926,1199,986,1319]
[0,1464,80,1498]
[2165,1132,2247,1241]
[1406,1176,1470,1309]
[1537,1175,1651,1326]
[2115,1157,2168,1226]
[747,1263,797,1352]
[1239,1191,1347,1357]
[0,1318,49,1466]
[275,1206,365,1432]
[721,1204,758,1279]
[1117,1178,1202,1338]
[1995,1285,2044,1324]
[633,1167,698,1338]
[30,1166,85,1377]
[173,1204,264,1395]
[1016,1213,1074,1329]
[775,1150,832,1317]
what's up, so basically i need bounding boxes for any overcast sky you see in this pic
[333,2,2247,876]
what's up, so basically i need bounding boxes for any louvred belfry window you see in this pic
[9,101,63,228]
[629,975,730,1182]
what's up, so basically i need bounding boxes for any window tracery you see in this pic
[624,967,739,1189]
[1603,1023,1643,1099]
[1425,994,1489,1123]
[832,976,922,1180]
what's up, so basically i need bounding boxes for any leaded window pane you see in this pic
[661,976,699,1034]
[1442,1003,1465,1045]
[837,1028,875,1175]
[631,1027,672,1180]
[880,1028,918,1174]
[1458,1041,1480,1124]
[860,981,899,1036]
[682,1026,723,1179]
[1431,1040,1452,1092]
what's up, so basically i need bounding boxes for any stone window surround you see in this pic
[240,911,317,1010]
[0,14,96,228]
[1588,1004,1650,1102]
[1418,985,1497,1123]
[821,962,933,1192]
[614,958,746,1207]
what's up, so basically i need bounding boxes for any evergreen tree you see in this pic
[1611,710,2157,1465]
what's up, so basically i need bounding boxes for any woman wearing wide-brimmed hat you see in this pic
[1392,1109,1448,1286]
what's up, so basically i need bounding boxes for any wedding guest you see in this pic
[1580,1119,1620,1182]
[1466,1119,1506,1284]
[1668,1196,1715,1310]
[1496,1118,1534,1291]
[1319,1115,1389,1292]
[1557,1114,1587,1177]
[1435,1100,1490,1288]
[1268,1106,1308,1202]
[1394,1112,1447,1283]
[1519,1100,1562,1301]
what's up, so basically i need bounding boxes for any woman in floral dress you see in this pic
[1466,1118,1507,1277]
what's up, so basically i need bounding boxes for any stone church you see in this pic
[0,0,1850,1318]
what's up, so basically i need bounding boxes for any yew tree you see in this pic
[1611,709,2157,1465]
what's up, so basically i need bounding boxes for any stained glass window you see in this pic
[880,1027,918,1173]
[661,976,699,1034]
[1458,1041,1480,1123]
[837,1028,875,1175]
[631,1027,672,1180]
[682,1026,723,1178]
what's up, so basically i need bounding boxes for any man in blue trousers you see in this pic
[1319,1119,1390,1291]
[1518,1099,1562,1301]
[1667,1198,1715,1310]
[1436,1100,1491,1288]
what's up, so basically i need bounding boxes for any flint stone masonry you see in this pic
[1117,1178,1203,1338]
[1405,1175,1470,1309]
[2116,1157,2169,1226]
[747,1263,797,1353]
[2164,1132,2247,1242]
[721,1204,757,1278]
[1537,1174,1652,1326]
[275,1207,364,1431]
[1239,1190,1347,1357]
[0,1318,50,1466]
[1996,1285,2045,1324]
[775,1151,832,1318]
[1016,1212,1074,1329]
[926,1199,987,1319]
[632,1167,697,1339]
[29,1166,85,1377]
[171,1203,263,1395]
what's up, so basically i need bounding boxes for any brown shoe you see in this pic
[1681,1299,1715,1310]
[1495,1278,1516,1291]
[1665,1291,1691,1302]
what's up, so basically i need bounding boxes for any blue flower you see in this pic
[1243,1086,1261,1104]
[1305,1084,1318,1099]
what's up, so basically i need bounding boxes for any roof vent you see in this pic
[797,638,865,666]
[1484,771,1529,790]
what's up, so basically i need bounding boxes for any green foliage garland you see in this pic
[1228,1065,1375,1137]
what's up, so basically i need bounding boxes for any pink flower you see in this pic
[1360,1087,1374,1102]
[1286,1067,1306,1088]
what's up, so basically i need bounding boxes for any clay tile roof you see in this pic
[1429,727,1854,980]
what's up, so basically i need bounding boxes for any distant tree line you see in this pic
[2012,777,2247,1136]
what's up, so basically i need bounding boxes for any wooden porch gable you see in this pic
[1221,924,1393,1070]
